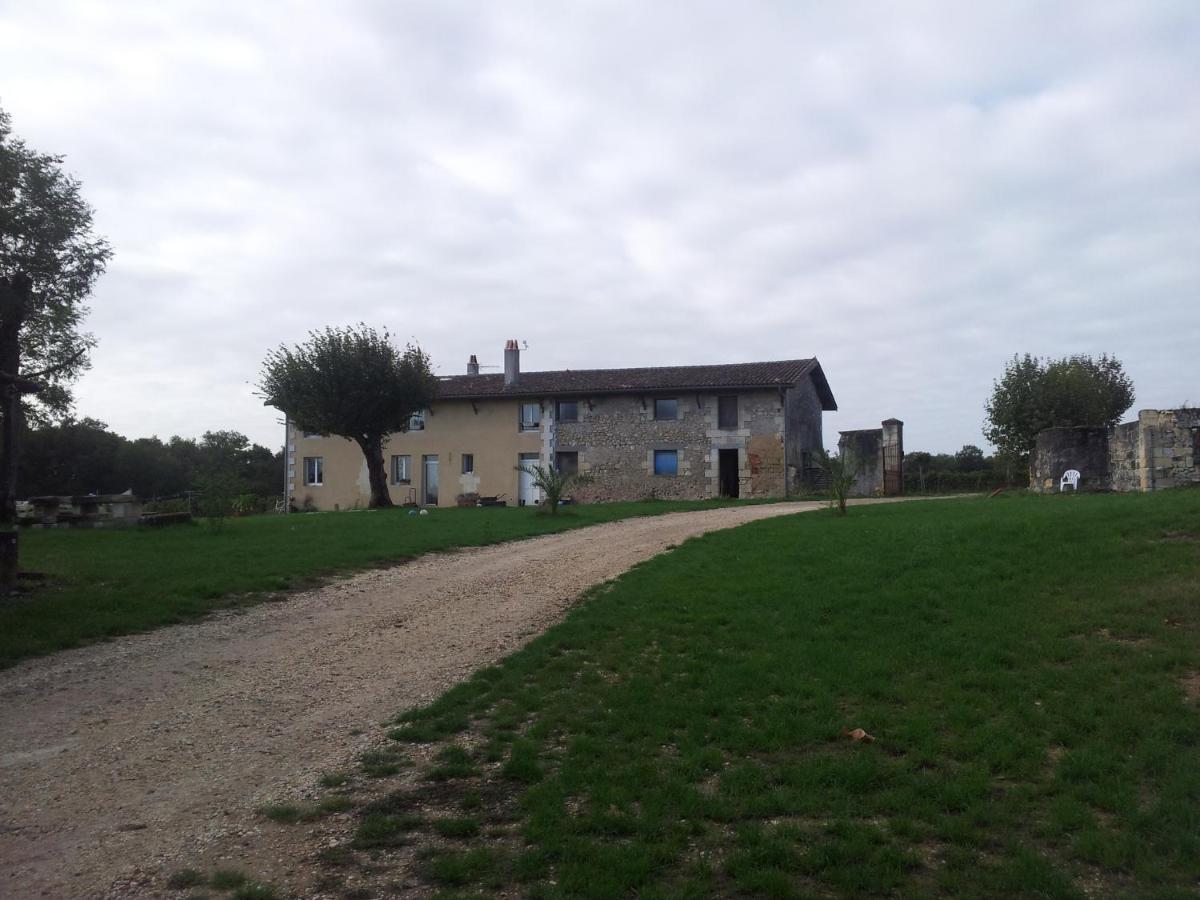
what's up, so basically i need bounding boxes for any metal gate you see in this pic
[883,444,903,495]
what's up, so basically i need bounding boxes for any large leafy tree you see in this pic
[1,104,110,594]
[259,325,437,508]
[1,106,111,422]
[984,354,1134,464]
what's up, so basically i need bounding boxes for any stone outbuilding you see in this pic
[1030,407,1200,492]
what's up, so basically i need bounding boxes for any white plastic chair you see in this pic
[1060,469,1081,491]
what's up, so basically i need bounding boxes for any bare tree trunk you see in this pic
[0,385,17,592]
[357,435,393,509]
[0,275,31,598]
[0,386,19,529]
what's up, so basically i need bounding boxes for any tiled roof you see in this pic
[434,358,837,410]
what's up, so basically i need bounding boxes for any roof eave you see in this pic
[807,360,838,411]
[437,382,815,402]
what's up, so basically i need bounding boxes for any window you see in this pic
[408,410,425,431]
[654,450,678,476]
[302,430,322,439]
[556,451,578,475]
[303,456,323,486]
[654,398,678,421]
[519,402,541,431]
[391,454,411,483]
[556,400,578,423]
[462,453,474,474]
[718,395,738,429]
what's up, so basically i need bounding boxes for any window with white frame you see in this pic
[462,453,474,474]
[519,402,541,431]
[408,410,425,431]
[303,456,324,485]
[391,454,411,483]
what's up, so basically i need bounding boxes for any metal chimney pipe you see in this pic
[467,354,480,375]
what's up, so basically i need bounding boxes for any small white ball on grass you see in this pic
[419,509,429,516]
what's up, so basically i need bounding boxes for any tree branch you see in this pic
[24,345,88,379]
[0,371,45,394]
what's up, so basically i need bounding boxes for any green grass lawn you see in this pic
[2,498,753,668]
[308,491,1200,899]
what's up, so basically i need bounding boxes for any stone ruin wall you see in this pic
[1108,421,1142,492]
[1031,408,1200,493]
[1122,408,1200,491]
[1031,427,1110,492]
[838,420,903,497]
[839,429,883,496]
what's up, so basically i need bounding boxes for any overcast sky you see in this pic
[2,1,1196,452]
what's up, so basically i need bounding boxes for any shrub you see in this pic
[515,463,593,515]
[816,447,858,516]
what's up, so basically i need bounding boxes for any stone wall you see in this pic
[1031,427,1110,492]
[563,389,789,502]
[741,392,789,498]
[837,419,904,496]
[1108,421,1142,492]
[839,428,883,496]
[783,380,825,492]
[1114,408,1200,492]
[1030,408,1200,493]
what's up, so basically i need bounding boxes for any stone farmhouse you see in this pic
[287,342,837,510]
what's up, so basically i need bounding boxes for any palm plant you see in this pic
[815,446,858,515]
[516,463,593,514]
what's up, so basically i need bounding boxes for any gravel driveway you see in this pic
[0,500,864,897]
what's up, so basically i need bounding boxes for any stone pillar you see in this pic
[1137,410,1156,491]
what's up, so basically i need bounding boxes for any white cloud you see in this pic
[0,0,1196,451]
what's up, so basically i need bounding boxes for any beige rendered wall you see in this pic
[288,399,543,511]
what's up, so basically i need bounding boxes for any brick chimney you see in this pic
[504,339,520,386]
[466,354,479,375]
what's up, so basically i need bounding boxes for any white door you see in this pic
[518,453,540,506]
[423,455,439,506]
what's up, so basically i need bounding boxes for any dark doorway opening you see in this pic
[718,449,740,498]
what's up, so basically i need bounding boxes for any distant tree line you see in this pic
[17,418,281,503]
[904,444,1021,494]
